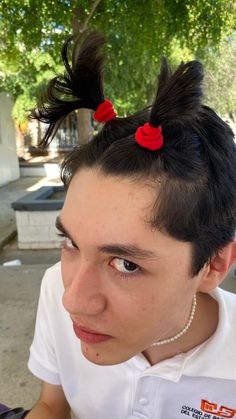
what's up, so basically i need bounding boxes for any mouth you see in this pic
[72,323,113,344]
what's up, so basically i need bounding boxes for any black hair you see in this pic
[33,32,236,277]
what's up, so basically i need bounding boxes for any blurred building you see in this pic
[0,92,19,186]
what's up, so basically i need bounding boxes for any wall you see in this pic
[15,210,61,249]
[0,92,19,186]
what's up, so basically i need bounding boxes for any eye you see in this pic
[57,233,78,250]
[111,258,139,275]
[63,237,77,250]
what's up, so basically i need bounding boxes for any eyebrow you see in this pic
[98,245,157,260]
[55,216,157,260]
[55,216,71,237]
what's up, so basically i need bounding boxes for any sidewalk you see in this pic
[0,176,61,409]
[0,265,49,408]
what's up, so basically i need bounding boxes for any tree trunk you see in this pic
[72,0,102,145]
[77,109,93,145]
[37,120,42,146]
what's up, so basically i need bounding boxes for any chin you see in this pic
[80,341,133,366]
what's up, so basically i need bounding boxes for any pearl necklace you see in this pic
[151,294,197,347]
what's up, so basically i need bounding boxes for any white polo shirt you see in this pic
[28,262,236,419]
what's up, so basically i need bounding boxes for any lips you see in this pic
[72,323,112,344]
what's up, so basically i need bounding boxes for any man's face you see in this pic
[59,168,203,365]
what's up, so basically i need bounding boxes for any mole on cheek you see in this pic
[96,353,99,357]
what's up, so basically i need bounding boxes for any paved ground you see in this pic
[0,175,235,413]
[0,176,61,410]
[0,265,49,409]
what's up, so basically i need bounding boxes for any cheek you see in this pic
[123,276,181,325]
[60,250,74,288]
[113,286,159,325]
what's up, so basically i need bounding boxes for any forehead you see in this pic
[61,168,155,233]
[60,168,193,263]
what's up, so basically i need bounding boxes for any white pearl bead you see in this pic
[151,295,197,347]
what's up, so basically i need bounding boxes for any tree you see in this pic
[0,0,235,142]
[201,36,236,122]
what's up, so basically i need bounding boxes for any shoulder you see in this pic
[41,261,63,290]
[42,261,62,282]
[185,287,236,379]
[209,287,236,348]
[213,287,236,321]
[39,262,64,309]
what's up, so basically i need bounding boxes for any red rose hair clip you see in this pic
[93,99,117,123]
[135,122,163,151]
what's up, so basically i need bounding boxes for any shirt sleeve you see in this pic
[28,265,62,385]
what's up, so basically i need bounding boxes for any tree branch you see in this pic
[80,0,102,33]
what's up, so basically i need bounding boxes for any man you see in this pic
[25,33,236,418]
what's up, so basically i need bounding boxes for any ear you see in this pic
[198,240,236,293]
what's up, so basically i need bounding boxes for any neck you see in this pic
[142,292,219,366]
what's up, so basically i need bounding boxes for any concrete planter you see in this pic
[20,162,60,179]
[12,186,65,249]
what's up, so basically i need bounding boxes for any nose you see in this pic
[62,258,107,316]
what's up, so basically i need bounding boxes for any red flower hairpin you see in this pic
[93,99,117,123]
[135,122,163,151]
